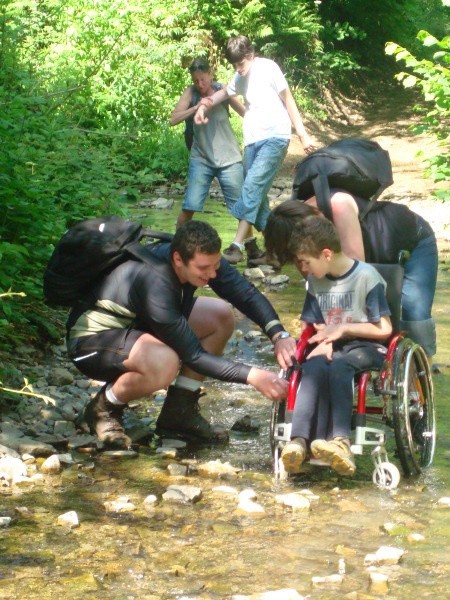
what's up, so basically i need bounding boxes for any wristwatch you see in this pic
[273,331,291,345]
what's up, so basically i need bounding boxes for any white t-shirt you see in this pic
[227,57,292,146]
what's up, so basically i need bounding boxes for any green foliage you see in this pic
[0,0,448,353]
[386,32,450,199]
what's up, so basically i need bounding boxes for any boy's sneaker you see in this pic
[222,243,244,264]
[310,437,356,476]
[281,438,307,474]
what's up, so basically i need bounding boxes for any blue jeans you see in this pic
[401,233,438,356]
[231,137,290,231]
[182,159,243,213]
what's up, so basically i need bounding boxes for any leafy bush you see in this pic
[386,31,450,200]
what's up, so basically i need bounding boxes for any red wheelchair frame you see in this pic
[270,265,436,489]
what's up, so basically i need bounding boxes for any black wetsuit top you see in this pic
[67,243,284,384]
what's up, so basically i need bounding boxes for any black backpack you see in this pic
[184,82,227,150]
[43,216,172,307]
[291,138,394,221]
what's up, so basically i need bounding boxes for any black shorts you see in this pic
[67,328,145,382]
[67,297,197,383]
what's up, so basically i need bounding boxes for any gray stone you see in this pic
[162,484,203,504]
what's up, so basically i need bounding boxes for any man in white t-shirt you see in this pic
[194,35,316,266]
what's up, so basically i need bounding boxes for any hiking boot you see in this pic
[281,438,307,474]
[245,238,281,270]
[83,386,132,449]
[222,243,244,264]
[310,437,356,476]
[155,386,228,442]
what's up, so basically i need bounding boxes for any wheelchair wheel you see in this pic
[373,462,401,490]
[391,338,436,476]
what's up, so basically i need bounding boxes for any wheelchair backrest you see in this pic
[370,263,404,334]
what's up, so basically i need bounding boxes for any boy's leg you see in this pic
[176,158,214,229]
[281,356,329,474]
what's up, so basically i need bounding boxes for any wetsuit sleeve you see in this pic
[130,265,251,383]
[208,259,285,339]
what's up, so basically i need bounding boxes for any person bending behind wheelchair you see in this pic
[66,221,295,449]
[279,216,392,476]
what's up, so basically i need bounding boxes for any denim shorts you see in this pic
[231,137,290,231]
[183,159,243,213]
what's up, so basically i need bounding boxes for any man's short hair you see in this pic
[171,221,221,263]
[288,215,341,258]
[225,35,255,64]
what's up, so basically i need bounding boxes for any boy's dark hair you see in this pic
[288,215,341,259]
[264,200,320,265]
[225,35,255,63]
[171,221,221,263]
[189,58,211,74]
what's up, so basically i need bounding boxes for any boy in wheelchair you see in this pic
[280,215,392,476]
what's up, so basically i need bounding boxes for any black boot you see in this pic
[155,386,228,442]
[82,386,132,449]
[245,237,280,270]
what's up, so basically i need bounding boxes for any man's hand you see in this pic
[273,336,297,370]
[247,368,288,401]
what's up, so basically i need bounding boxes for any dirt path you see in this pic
[281,87,449,253]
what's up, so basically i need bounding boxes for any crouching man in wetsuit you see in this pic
[66,220,296,448]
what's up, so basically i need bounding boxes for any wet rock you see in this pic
[197,459,241,479]
[102,450,138,459]
[53,420,77,436]
[156,447,178,457]
[244,330,265,342]
[40,454,62,474]
[104,496,137,512]
[49,367,74,386]
[143,494,158,507]
[139,197,174,209]
[407,532,425,543]
[161,438,187,449]
[232,590,305,600]
[231,415,260,433]
[167,463,188,476]
[236,497,265,515]
[369,572,389,594]
[57,510,79,528]
[212,485,239,496]
[239,488,258,502]
[275,492,311,511]
[243,267,266,280]
[0,444,20,459]
[58,573,98,592]
[364,545,405,566]
[18,438,57,457]
[265,274,289,286]
[0,456,27,485]
[162,484,203,504]
[437,496,450,507]
[311,574,343,588]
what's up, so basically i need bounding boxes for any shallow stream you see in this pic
[1,195,449,599]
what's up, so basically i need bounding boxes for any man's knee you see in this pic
[190,298,235,339]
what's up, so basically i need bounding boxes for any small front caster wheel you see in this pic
[373,462,401,490]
